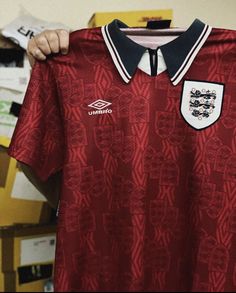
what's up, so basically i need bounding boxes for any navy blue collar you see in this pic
[101,19,212,85]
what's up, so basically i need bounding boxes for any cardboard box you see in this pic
[88,9,173,28]
[0,224,56,292]
[0,147,52,226]
[0,231,4,292]
[0,275,3,292]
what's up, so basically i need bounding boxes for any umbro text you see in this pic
[88,109,113,116]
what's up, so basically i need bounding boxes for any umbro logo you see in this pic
[88,99,112,110]
[88,99,112,116]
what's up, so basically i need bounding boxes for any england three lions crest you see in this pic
[181,80,225,130]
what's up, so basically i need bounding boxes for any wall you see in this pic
[0,0,235,30]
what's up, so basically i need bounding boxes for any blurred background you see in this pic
[0,0,235,292]
[0,0,236,30]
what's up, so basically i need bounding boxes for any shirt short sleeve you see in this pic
[7,60,64,182]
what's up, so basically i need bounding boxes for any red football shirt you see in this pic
[8,19,236,292]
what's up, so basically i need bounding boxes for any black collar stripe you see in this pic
[171,24,212,85]
[104,25,132,81]
[171,24,209,83]
[101,19,212,85]
[101,25,131,83]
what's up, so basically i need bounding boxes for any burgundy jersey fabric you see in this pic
[8,19,236,292]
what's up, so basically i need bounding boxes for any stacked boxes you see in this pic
[0,230,4,292]
[0,34,52,227]
[0,33,55,292]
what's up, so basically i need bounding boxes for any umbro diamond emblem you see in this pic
[88,99,112,116]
